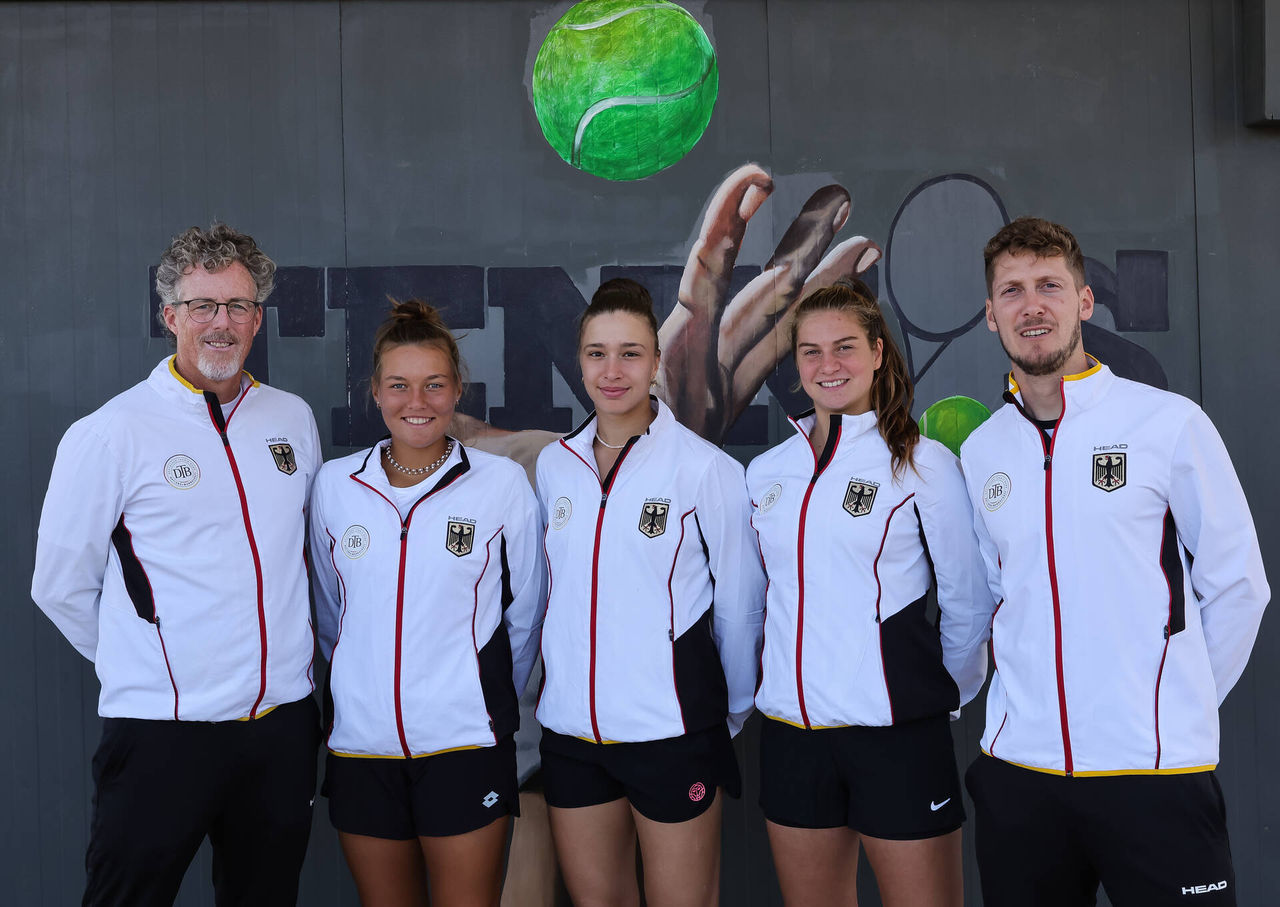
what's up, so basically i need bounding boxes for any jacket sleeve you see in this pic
[307,469,343,662]
[916,445,995,708]
[302,408,323,500]
[959,445,1006,627]
[503,468,549,697]
[698,456,766,737]
[30,419,124,662]
[1168,407,1270,704]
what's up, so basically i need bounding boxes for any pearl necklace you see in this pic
[594,433,627,450]
[383,439,454,476]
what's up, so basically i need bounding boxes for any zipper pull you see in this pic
[668,629,675,641]
[1043,454,1052,470]
[600,492,608,506]
[400,526,408,541]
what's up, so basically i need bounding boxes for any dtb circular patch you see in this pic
[759,483,783,512]
[983,472,1011,512]
[341,525,371,559]
[551,496,572,530]
[163,454,201,490]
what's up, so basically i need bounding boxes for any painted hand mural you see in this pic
[146,166,1170,455]
[654,163,880,442]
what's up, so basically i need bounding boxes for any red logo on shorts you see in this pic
[688,782,706,802]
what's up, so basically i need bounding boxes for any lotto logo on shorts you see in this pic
[482,791,499,808]
[688,782,706,802]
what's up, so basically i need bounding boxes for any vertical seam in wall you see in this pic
[338,0,349,269]
[61,0,89,872]
[16,7,41,900]
[1186,0,1205,404]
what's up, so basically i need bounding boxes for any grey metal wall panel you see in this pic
[1191,1,1280,901]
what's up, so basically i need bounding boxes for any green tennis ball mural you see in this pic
[532,0,718,181]
[918,396,993,457]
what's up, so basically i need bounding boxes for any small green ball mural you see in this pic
[532,0,719,181]
[918,395,993,457]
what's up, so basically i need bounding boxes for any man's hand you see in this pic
[655,164,881,442]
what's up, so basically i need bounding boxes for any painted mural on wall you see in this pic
[147,166,1171,455]
[531,0,718,181]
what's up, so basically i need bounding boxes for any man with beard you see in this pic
[957,217,1268,907]
[31,224,322,906]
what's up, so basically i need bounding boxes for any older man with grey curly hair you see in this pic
[32,223,323,906]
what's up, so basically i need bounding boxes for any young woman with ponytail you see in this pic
[533,278,765,907]
[745,279,994,907]
[308,299,547,906]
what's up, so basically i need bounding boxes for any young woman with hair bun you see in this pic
[533,278,765,907]
[308,298,547,907]
[745,279,994,907]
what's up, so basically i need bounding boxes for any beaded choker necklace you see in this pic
[383,439,453,476]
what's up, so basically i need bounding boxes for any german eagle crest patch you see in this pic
[843,480,878,517]
[1092,452,1126,492]
[446,521,475,557]
[639,501,669,538]
[269,443,297,475]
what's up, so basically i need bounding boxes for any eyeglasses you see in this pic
[176,299,260,324]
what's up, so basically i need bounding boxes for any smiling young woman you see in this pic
[746,280,995,907]
[308,299,547,907]
[533,279,765,907]
[372,340,459,485]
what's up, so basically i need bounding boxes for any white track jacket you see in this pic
[310,441,546,758]
[535,399,765,743]
[748,411,993,729]
[960,360,1269,776]
[32,357,321,721]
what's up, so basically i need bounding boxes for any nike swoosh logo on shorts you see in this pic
[930,798,951,811]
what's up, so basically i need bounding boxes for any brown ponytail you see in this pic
[576,278,660,352]
[790,279,919,477]
[371,297,467,390]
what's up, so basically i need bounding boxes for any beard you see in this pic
[1000,318,1082,378]
[196,331,246,382]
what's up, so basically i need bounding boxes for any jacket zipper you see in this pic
[392,523,413,757]
[205,390,270,719]
[589,445,634,743]
[352,449,467,758]
[794,418,842,730]
[1009,383,1074,775]
[560,435,636,743]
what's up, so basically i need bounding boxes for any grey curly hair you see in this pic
[154,223,276,342]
